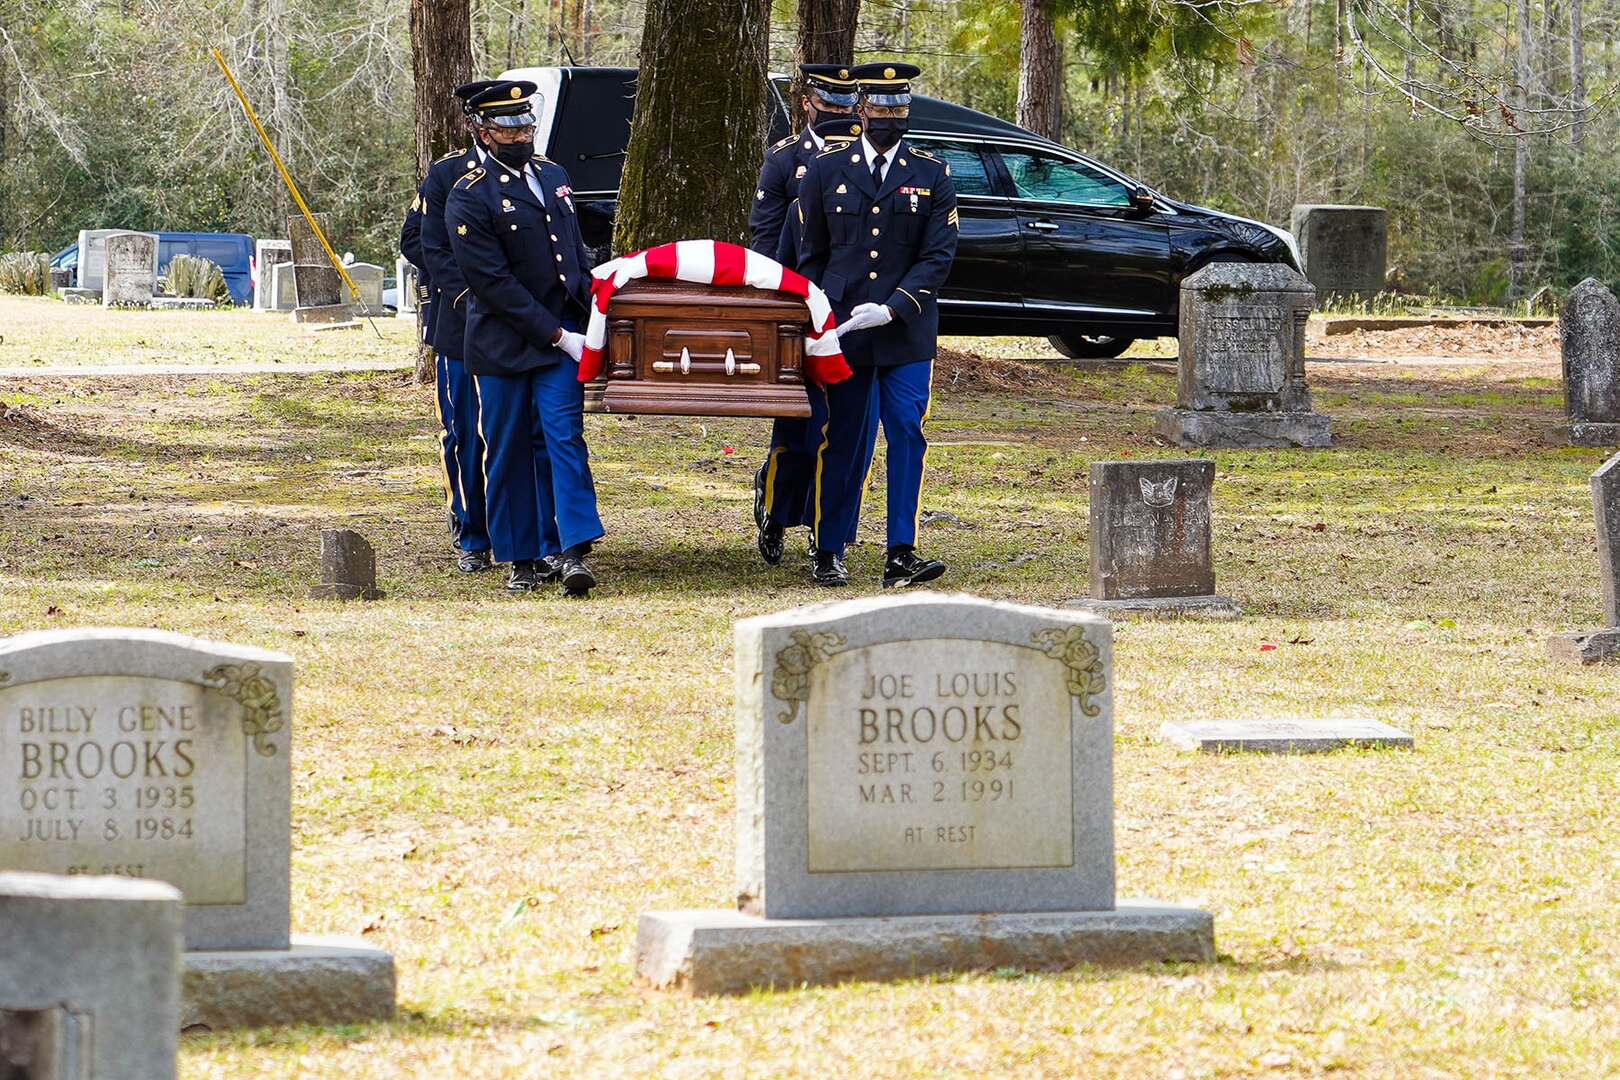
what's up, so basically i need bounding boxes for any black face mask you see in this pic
[864,116,908,151]
[487,137,535,170]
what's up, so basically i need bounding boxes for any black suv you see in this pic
[500,66,1300,358]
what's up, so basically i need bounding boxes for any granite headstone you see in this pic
[1066,459,1239,618]
[1555,278,1620,446]
[346,262,385,315]
[74,229,132,293]
[637,594,1214,994]
[311,529,381,600]
[395,257,418,316]
[288,214,355,327]
[1549,452,1620,662]
[1289,205,1388,297]
[253,240,292,310]
[1155,263,1332,448]
[1161,718,1413,753]
[0,630,394,1028]
[102,232,159,308]
[0,872,182,1080]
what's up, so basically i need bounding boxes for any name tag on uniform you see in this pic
[501,198,516,213]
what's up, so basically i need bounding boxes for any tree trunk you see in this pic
[1570,0,1585,152]
[791,0,859,129]
[1509,0,1529,301]
[410,0,472,382]
[615,0,770,254]
[1016,0,1060,139]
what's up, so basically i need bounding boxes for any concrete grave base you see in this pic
[150,297,219,311]
[1155,408,1332,449]
[637,904,1214,996]
[1550,422,1620,448]
[181,935,395,1030]
[61,287,101,304]
[1161,718,1413,754]
[1547,628,1620,664]
[1065,594,1242,620]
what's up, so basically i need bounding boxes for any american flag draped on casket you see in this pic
[577,240,851,418]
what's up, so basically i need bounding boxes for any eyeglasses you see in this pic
[484,125,535,143]
[861,106,910,120]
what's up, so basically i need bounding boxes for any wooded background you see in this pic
[0,0,1613,302]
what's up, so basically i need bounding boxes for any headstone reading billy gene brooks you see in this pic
[0,629,394,1029]
[1288,204,1388,298]
[1065,459,1240,619]
[1555,278,1620,447]
[1155,262,1332,449]
[101,232,159,308]
[1549,451,1620,663]
[636,595,1215,995]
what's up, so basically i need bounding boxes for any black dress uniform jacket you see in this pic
[444,156,593,377]
[417,146,485,358]
[797,139,958,367]
[749,129,825,257]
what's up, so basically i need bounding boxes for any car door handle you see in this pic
[1025,220,1060,232]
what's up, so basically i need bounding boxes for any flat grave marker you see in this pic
[1161,718,1413,754]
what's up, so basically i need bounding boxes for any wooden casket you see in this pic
[590,279,813,418]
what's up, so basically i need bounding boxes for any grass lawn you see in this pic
[1,296,1617,1078]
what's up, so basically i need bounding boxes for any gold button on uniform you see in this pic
[555,254,563,261]
[871,206,880,214]
[868,271,878,279]
[510,224,517,231]
[869,250,879,258]
[550,234,558,241]
[871,228,880,236]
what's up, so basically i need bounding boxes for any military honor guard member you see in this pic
[797,62,959,587]
[748,64,875,568]
[445,80,604,596]
[401,79,515,576]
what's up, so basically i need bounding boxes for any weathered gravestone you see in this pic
[102,233,159,308]
[1161,718,1413,754]
[268,263,298,312]
[1155,263,1332,449]
[395,257,418,316]
[0,630,394,1028]
[310,529,382,600]
[636,594,1214,994]
[1066,459,1239,619]
[1554,279,1620,447]
[74,229,133,294]
[1289,205,1388,297]
[287,214,357,329]
[1549,452,1620,662]
[346,262,386,316]
[253,240,292,310]
[0,872,182,1080]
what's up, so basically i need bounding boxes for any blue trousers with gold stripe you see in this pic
[437,353,490,553]
[474,358,601,564]
[813,360,932,555]
[763,383,879,539]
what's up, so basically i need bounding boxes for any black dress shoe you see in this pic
[538,553,564,583]
[812,549,848,587]
[561,555,597,597]
[758,520,785,566]
[753,463,768,531]
[506,559,540,592]
[883,546,946,588]
[456,548,492,574]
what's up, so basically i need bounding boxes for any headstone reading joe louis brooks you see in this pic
[0,629,394,1029]
[637,594,1214,995]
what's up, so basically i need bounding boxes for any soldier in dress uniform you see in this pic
[445,80,603,596]
[748,65,875,568]
[400,80,525,576]
[797,62,959,588]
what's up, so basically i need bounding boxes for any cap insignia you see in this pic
[510,87,522,99]
[885,66,896,79]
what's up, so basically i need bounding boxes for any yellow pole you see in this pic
[211,48,368,315]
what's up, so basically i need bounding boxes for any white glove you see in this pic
[557,330,586,361]
[837,302,894,335]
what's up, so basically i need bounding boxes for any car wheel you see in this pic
[1047,332,1134,360]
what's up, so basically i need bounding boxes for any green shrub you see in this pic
[162,254,230,303]
[0,252,52,295]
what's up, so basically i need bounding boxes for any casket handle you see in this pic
[680,347,692,374]
[724,348,736,376]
